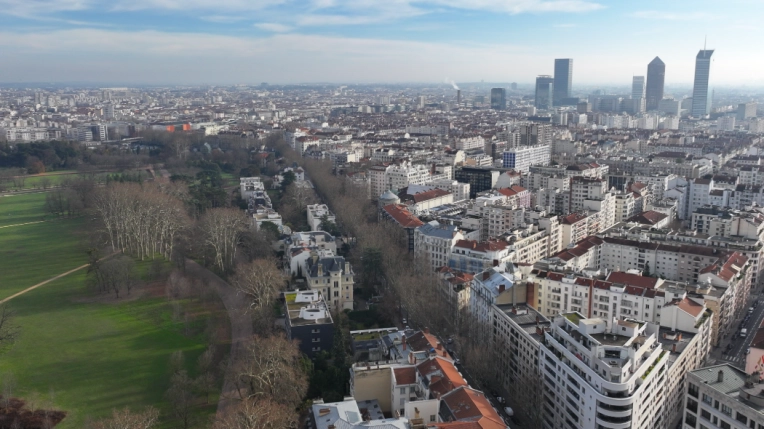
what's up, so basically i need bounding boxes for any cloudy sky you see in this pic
[0,0,761,86]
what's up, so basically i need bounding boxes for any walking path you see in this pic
[0,220,47,229]
[183,259,252,418]
[0,252,118,304]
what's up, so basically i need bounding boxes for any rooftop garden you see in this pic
[564,312,582,325]
[696,309,713,329]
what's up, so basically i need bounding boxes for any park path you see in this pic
[0,220,47,229]
[183,259,252,419]
[0,263,90,304]
[0,252,118,304]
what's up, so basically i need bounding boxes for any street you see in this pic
[715,295,764,368]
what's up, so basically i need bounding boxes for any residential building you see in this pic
[309,398,409,429]
[284,290,334,358]
[738,102,758,121]
[414,221,466,271]
[307,203,336,232]
[683,364,764,429]
[502,145,551,172]
[305,254,354,311]
[455,167,501,198]
[379,203,424,253]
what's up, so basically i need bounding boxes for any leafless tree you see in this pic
[199,208,249,273]
[90,255,138,298]
[0,304,20,347]
[165,370,196,429]
[87,407,160,429]
[214,399,296,429]
[40,177,52,190]
[231,259,285,312]
[195,345,217,404]
[232,335,307,409]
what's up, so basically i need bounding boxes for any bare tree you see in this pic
[232,335,308,409]
[214,399,295,429]
[90,255,138,298]
[0,304,20,347]
[165,370,196,429]
[199,208,249,273]
[87,407,160,429]
[195,345,217,404]
[40,177,52,190]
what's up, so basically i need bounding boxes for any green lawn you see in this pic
[0,193,55,227]
[0,271,211,428]
[4,171,109,191]
[0,216,89,300]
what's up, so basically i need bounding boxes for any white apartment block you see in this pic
[540,309,711,429]
[307,204,336,232]
[429,179,470,201]
[684,364,764,429]
[369,165,391,200]
[449,239,513,274]
[692,206,764,239]
[454,136,485,151]
[502,145,551,172]
[569,177,608,213]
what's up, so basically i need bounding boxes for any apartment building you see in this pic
[305,254,354,311]
[692,206,764,238]
[307,203,336,232]
[436,267,473,319]
[379,203,424,253]
[414,222,466,271]
[502,145,551,172]
[370,164,392,199]
[683,364,764,429]
[569,177,608,212]
[540,310,710,429]
[449,239,513,274]
[614,192,640,223]
[387,162,432,193]
[469,267,525,341]
[284,290,334,358]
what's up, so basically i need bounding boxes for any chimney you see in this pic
[499,284,506,293]
[415,408,421,419]
[409,351,415,365]
[345,262,350,274]
[672,343,677,353]
[437,342,442,350]
[677,333,682,341]
[318,263,323,276]
[483,271,490,281]
[402,335,407,350]
[442,349,447,357]
[424,327,430,335]
[536,326,544,336]
[718,370,724,383]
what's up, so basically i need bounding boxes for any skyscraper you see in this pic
[553,59,573,105]
[490,88,506,110]
[535,76,554,110]
[691,49,714,118]
[645,56,665,111]
[630,76,646,114]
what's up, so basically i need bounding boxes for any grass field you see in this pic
[0,271,211,428]
[0,216,88,300]
[0,193,55,227]
[0,192,219,428]
[3,170,109,191]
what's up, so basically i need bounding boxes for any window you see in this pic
[702,393,712,405]
[311,328,320,333]
[721,420,731,429]
[312,337,321,343]
[736,412,749,424]
[400,387,407,394]
[721,404,732,416]
[701,409,711,421]
[430,415,436,422]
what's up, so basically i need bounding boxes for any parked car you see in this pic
[402,318,407,325]
[741,328,748,337]
[496,396,506,405]
[748,348,752,354]
[749,307,755,313]
[504,407,514,417]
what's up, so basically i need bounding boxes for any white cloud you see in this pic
[110,0,285,11]
[254,22,292,32]
[632,10,715,21]
[420,0,604,14]
[201,15,249,23]
[0,0,91,16]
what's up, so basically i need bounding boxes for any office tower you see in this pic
[456,89,461,105]
[553,58,573,105]
[490,88,506,110]
[738,102,757,121]
[632,76,645,99]
[645,57,665,111]
[510,82,517,90]
[519,123,552,146]
[577,102,591,113]
[691,49,714,118]
[630,76,646,113]
[502,145,550,172]
[535,75,554,110]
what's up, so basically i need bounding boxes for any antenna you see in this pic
[704,36,707,51]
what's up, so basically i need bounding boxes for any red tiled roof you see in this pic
[382,204,424,228]
[394,367,417,385]
[627,210,668,225]
[410,188,452,203]
[606,272,659,289]
[562,212,588,225]
[454,239,508,252]
[440,387,505,429]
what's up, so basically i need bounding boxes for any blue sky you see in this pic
[0,0,761,86]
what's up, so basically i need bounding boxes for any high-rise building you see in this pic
[501,145,550,172]
[646,56,666,111]
[738,102,758,121]
[490,88,506,110]
[632,76,645,99]
[553,58,573,105]
[510,82,517,90]
[535,75,554,110]
[691,49,714,118]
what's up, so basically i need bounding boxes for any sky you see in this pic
[0,0,761,86]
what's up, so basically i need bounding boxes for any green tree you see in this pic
[281,171,296,189]
[642,262,651,277]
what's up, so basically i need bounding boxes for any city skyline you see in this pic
[0,0,761,86]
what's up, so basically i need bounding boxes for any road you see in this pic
[715,296,764,368]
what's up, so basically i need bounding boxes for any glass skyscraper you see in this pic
[645,56,665,111]
[691,50,714,118]
[553,58,573,105]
